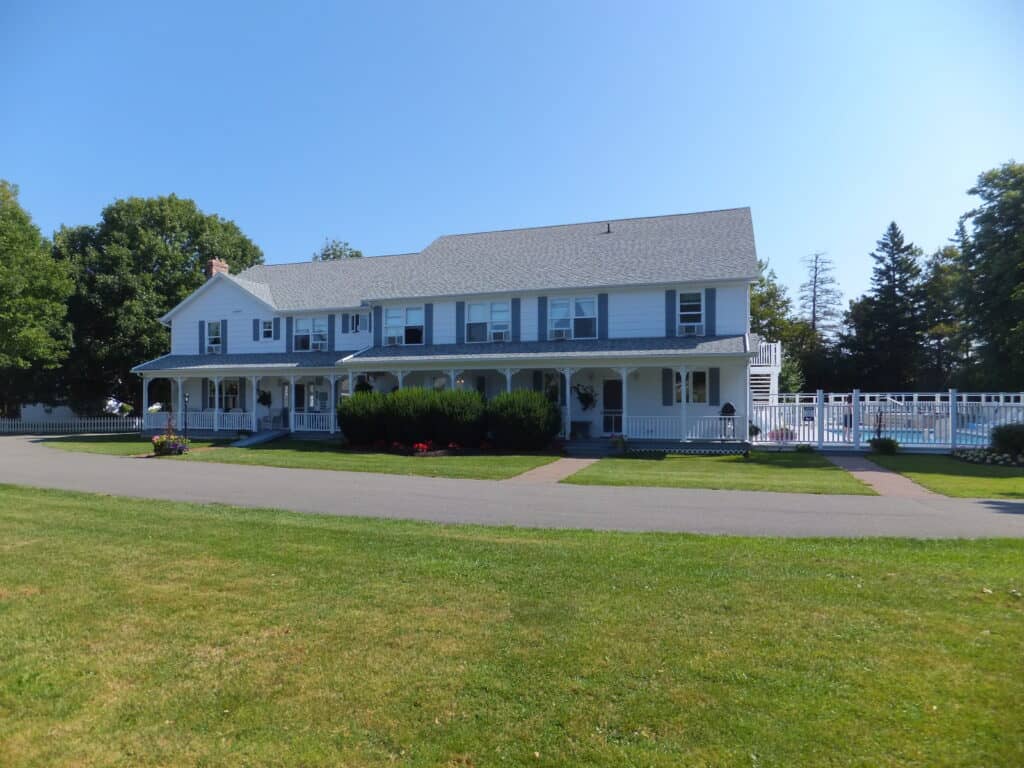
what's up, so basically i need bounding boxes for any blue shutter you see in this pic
[704,287,716,336]
[252,318,259,341]
[537,296,548,341]
[239,377,247,413]
[511,298,521,342]
[598,293,609,340]
[341,313,350,333]
[709,367,720,406]
[198,320,205,355]
[662,368,673,406]
[285,317,293,352]
[455,302,465,344]
[424,303,433,345]
[328,314,336,350]
[221,319,228,354]
[372,306,382,346]
[273,317,280,340]
[665,290,676,337]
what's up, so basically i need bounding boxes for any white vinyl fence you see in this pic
[0,416,143,435]
[751,390,1024,450]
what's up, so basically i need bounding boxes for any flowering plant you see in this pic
[147,403,163,414]
[152,433,190,456]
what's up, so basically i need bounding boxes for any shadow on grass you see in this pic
[34,434,142,446]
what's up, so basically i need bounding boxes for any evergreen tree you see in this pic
[749,260,794,343]
[798,251,842,336]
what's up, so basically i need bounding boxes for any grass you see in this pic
[563,450,876,494]
[0,485,1021,766]
[38,433,226,455]
[176,439,557,480]
[869,454,1024,499]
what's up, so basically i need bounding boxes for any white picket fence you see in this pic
[751,390,1024,449]
[0,416,143,435]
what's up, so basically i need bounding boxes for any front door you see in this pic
[602,379,623,434]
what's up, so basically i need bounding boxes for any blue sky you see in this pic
[2,1,1020,304]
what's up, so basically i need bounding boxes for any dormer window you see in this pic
[294,316,328,351]
[549,296,596,340]
[206,320,222,354]
[384,306,424,346]
[466,301,511,343]
[678,291,705,336]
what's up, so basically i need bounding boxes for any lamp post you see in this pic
[183,393,190,440]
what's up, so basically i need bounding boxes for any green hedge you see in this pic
[991,423,1024,455]
[337,387,560,450]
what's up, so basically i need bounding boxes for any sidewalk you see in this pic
[825,454,937,498]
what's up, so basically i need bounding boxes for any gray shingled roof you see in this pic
[131,351,353,373]
[230,208,757,310]
[345,335,749,364]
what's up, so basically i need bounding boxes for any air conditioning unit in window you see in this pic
[384,335,403,346]
[311,342,327,351]
[206,344,221,354]
[678,323,705,338]
[490,330,510,342]
[550,329,570,340]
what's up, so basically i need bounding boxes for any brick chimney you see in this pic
[205,258,229,279]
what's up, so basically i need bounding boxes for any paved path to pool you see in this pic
[825,454,937,498]
[2,436,1022,538]
[507,458,597,484]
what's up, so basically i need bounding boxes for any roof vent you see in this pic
[604,222,611,234]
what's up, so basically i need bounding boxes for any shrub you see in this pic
[337,391,388,445]
[487,390,561,450]
[991,423,1024,456]
[431,389,486,447]
[152,433,189,456]
[869,437,899,455]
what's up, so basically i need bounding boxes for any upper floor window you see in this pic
[384,306,423,346]
[350,312,369,333]
[678,291,704,336]
[206,320,222,354]
[549,296,596,340]
[466,301,511,343]
[294,316,328,351]
[261,320,273,340]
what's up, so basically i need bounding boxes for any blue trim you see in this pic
[704,287,716,335]
[373,306,382,346]
[198,320,205,355]
[537,296,547,341]
[341,313,349,334]
[327,313,336,351]
[424,303,434,346]
[252,318,259,342]
[664,290,676,337]
[455,302,465,344]
[273,317,280,340]
[511,298,521,342]
[286,317,293,352]
[221,319,228,354]
[598,293,609,340]
[709,366,720,406]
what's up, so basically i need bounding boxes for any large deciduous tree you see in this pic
[54,195,264,412]
[958,161,1024,388]
[313,238,362,260]
[919,243,968,389]
[0,181,72,416]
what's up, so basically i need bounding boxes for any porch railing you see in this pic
[293,412,333,432]
[622,416,741,441]
[751,340,782,369]
[624,416,681,440]
[686,415,740,440]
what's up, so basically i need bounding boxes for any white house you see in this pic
[134,208,780,443]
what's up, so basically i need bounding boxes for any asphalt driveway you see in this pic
[1,436,1021,538]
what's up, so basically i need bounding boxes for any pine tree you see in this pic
[798,251,842,336]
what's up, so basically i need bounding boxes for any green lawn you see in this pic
[38,433,226,455]
[563,450,876,494]
[0,486,1020,766]
[869,454,1024,499]
[177,439,557,480]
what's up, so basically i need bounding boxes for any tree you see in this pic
[958,161,1024,388]
[840,222,924,391]
[54,195,264,412]
[750,260,794,343]
[313,238,362,260]
[919,244,968,389]
[798,251,842,336]
[0,181,72,416]
[779,353,805,393]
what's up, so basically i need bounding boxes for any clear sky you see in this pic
[2,1,1020,304]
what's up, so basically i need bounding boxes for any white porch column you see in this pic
[289,375,296,432]
[251,376,259,432]
[141,376,149,429]
[395,370,406,389]
[678,365,688,440]
[176,377,184,427]
[213,377,221,432]
[329,375,337,434]
[348,371,354,396]
[617,367,634,437]
[559,368,575,439]
[449,369,462,390]
[503,368,515,393]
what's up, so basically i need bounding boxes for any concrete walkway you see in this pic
[825,454,937,498]
[507,457,597,484]
[1,436,1022,538]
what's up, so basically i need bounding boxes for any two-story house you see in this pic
[135,207,778,443]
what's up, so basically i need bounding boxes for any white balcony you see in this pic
[751,340,781,369]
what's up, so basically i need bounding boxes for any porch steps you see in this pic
[566,439,751,458]
[230,429,290,448]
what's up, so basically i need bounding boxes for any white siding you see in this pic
[337,311,372,351]
[608,289,666,338]
[713,283,748,335]
[432,301,456,344]
[520,296,538,342]
[170,280,282,355]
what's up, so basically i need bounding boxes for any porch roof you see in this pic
[131,351,353,374]
[344,334,749,365]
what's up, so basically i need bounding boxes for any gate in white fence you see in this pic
[751,390,1024,450]
[0,416,143,435]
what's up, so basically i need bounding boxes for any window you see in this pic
[294,316,328,351]
[674,369,708,404]
[384,306,424,345]
[206,321,222,353]
[207,379,239,410]
[350,313,368,333]
[548,296,597,340]
[261,320,273,339]
[466,301,511,342]
[678,291,704,335]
